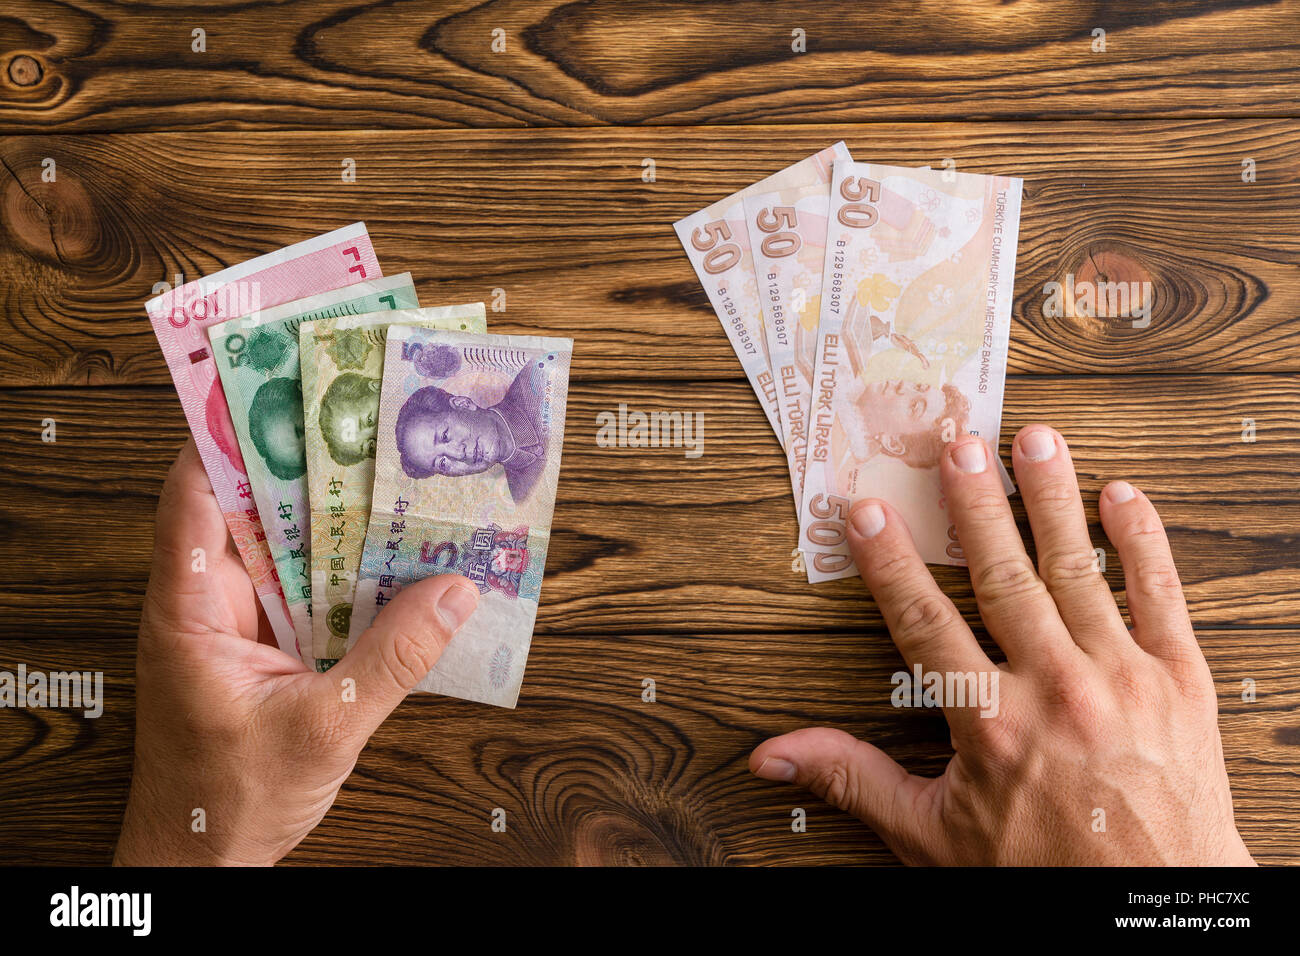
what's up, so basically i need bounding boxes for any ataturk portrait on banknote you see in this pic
[834,300,972,470]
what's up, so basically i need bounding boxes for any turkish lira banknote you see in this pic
[345,325,572,708]
[206,274,421,664]
[674,143,850,448]
[300,305,488,669]
[145,223,382,648]
[798,161,1023,578]
[742,181,834,515]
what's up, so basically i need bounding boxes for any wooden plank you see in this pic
[1,375,1296,640]
[0,122,1298,387]
[0,630,1295,865]
[1,1,1299,132]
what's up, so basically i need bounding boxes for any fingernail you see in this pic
[754,757,797,782]
[850,502,886,538]
[437,582,479,631]
[951,440,987,474]
[1105,480,1137,504]
[1019,428,1057,462]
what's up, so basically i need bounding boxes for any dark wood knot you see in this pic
[573,809,684,866]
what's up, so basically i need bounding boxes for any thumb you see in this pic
[329,574,480,733]
[749,727,936,861]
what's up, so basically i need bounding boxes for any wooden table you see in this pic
[1,1,1298,866]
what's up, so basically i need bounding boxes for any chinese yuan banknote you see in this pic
[145,223,382,648]
[206,274,421,664]
[300,305,488,670]
[674,143,850,448]
[799,161,1023,579]
[345,325,573,709]
[742,180,833,515]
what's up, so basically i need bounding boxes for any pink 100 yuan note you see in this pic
[674,143,850,448]
[799,162,1022,580]
[145,222,383,648]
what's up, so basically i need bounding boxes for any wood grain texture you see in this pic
[1,628,1296,866]
[1,376,1297,642]
[0,1,1298,132]
[1,8,1298,867]
[0,121,1298,388]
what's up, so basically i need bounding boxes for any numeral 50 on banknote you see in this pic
[689,221,742,274]
[835,175,881,228]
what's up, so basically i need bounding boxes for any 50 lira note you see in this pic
[145,222,383,649]
[674,143,850,447]
[742,180,835,515]
[346,325,572,708]
[207,274,421,664]
[799,161,1023,579]
[300,305,488,669]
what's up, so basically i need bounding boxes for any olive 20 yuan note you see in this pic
[674,143,850,448]
[145,222,383,650]
[346,325,572,709]
[207,273,421,665]
[300,305,488,670]
[798,161,1023,579]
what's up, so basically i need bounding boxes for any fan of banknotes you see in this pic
[144,224,572,708]
[676,144,1024,582]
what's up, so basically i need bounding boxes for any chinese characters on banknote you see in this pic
[144,146,1022,705]
[147,225,571,707]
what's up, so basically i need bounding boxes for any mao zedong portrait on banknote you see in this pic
[346,327,572,708]
[393,351,550,502]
